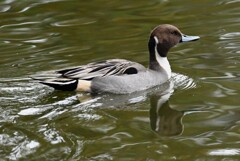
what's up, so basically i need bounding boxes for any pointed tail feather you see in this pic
[40,78,78,91]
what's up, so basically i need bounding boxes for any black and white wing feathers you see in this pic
[56,59,146,80]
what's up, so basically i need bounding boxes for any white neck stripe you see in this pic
[153,36,171,79]
[153,36,159,44]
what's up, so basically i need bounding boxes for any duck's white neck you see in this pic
[154,36,172,79]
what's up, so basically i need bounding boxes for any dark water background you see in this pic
[0,0,240,160]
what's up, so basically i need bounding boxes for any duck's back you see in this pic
[57,59,146,79]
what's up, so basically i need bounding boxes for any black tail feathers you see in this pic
[39,78,78,91]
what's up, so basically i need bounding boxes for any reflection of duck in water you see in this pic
[148,72,197,136]
[149,94,184,136]
[149,81,184,136]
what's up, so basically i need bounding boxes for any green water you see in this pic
[0,0,240,160]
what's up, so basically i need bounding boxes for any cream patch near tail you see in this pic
[76,80,92,92]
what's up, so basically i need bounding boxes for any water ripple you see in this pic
[51,19,97,27]
[0,5,11,12]
[23,38,48,44]
[17,0,67,13]
[220,32,240,40]
[0,21,40,29]
[208,148,240,156]
[171,72,197,90]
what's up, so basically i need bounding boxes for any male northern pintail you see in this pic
[38,24,199,94]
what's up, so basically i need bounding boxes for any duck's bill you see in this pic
[180,34,200,43]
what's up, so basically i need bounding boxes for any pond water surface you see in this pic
[0,0,240,160]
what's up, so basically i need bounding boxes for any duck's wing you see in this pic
[56,59,147,80]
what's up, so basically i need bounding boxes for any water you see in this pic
[0,0,240,160]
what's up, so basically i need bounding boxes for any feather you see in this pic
[55,59,146,80]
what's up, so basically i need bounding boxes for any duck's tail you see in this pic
[32,76,92,92]
[36,78,78,91]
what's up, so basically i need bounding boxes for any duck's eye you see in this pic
[171,31,178,35]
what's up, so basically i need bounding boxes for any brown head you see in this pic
[148,24,199,70]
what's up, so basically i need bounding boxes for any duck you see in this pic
[37,24,200,94]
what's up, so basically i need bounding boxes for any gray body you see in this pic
[91,69,168,94]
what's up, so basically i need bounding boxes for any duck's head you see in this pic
[148,24,199,70]
[149,24,200,57]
